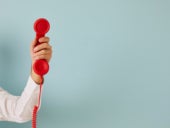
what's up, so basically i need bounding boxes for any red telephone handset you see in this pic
[33,18,50,76]
[32,18,50,128]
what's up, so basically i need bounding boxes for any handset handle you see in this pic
[33,18,50,76]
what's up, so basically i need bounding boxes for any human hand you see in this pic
[30,37,52,84]
[30,37,52,64]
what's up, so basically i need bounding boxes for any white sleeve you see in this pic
[0,76,41,123]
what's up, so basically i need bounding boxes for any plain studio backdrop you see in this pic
[0,0,170,128]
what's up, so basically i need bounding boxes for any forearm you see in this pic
[0,76,40,123]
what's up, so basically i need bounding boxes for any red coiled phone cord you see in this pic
[32,76,43,128]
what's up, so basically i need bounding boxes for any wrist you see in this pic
[31,67,44,85]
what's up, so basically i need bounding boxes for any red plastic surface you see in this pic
[34,18,50,34]
[33,18,50,76]
[33,59,49,76]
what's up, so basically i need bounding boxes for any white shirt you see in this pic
[0,76,41,123]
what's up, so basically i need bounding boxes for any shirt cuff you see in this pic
[24,76,39,95]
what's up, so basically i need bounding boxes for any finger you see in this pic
[30,38,38,51]
[33,49,51,57]
[38,37,50,43]
[35,54,51,61]
[34,43,52,52]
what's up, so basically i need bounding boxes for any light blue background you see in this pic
[0,0,170,128]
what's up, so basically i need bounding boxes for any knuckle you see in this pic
[46,37,50,41]
[42,50,46,54]
[41,54,46,58]
[43,43,48,47]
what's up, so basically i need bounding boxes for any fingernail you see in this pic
[39,38,42,42]
[34,48,37,52]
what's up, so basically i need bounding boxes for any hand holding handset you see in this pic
[32,18,50,128]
